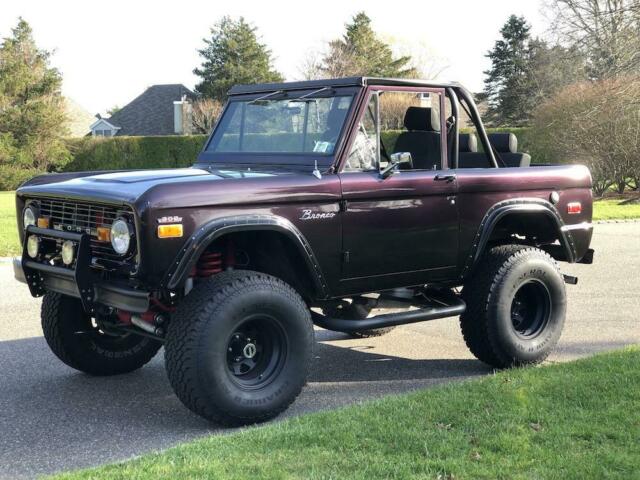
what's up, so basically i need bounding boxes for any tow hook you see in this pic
[563,274,578,285]
[131,313,166,336]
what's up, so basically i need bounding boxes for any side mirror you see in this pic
[380,152,413,178]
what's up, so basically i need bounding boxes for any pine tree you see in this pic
[0,18,69,178]
[194,17,283,102]
[321,12,416,78]
[483,15,537,126]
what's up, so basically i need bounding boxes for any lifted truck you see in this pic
[13,77,594,425]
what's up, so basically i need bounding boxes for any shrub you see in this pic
[531,76,640,195]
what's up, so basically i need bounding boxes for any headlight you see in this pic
[110,218,132,255]
[23,206,37,230]
[61,240,75,265]
[27,235,40,258]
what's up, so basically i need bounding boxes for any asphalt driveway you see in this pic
[0,222,638,479]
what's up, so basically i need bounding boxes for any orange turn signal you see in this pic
[96,227,111,242]
[158,224,183,239]
[37,217,50,228]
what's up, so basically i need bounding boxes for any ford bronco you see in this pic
[13,77,594,425]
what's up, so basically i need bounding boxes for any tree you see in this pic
[0,18,69,187]
[528,39,586,98]
[483,15,539,126]
[546,0,640,79]
[191,98,223,134]
[194,17,283,102]
[319,12,417,78]
[530,76,640,195]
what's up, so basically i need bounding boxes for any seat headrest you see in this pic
[459,133,478,153]
[488,133,517,153]
[403,107,440,132]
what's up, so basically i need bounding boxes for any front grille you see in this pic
[35,198,136,270]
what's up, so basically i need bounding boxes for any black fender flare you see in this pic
[162,214,329,298]
[460,198,577,280]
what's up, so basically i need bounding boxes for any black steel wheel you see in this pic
[226,316,287,388]
[510,280,551,338]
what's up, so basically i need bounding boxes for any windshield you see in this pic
[206,94,353,156]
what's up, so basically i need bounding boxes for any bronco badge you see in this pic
[300,209,336,221]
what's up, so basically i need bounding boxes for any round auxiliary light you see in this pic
[110,218,132,255]
[61,240,75,266]
[27,235,40,258]
[23,206,37,230]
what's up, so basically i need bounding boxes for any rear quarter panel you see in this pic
[455,165,593,268]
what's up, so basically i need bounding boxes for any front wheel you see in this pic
[41,293,162,376]
[164,271,314,426]
[460,245,566,368]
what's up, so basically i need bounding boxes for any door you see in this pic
[337,87,459,292]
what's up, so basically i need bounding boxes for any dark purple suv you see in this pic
[13,77,594,425]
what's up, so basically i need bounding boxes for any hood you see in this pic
[16,166,340,210]
[17,168,281,205]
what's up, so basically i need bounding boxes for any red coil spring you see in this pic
[194,251,223,277]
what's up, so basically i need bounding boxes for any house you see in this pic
[90,84,197,137]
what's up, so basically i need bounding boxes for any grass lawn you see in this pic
[0,191,20,257]
[52,347,640,480]
[593,197,640,221]
[0,191,638,256]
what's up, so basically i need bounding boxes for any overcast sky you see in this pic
[2,0,546,114]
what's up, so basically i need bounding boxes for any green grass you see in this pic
[0,191,638,256]
[0,191,20,257]
[52,347,640,480]
[593,197,640,221]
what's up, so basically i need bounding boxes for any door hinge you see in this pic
[339,200,348,212]
[342,251,350,263]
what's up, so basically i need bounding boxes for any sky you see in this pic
[1,0,547,115]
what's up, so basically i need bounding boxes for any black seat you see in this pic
[393,107,441,170]
[458,133,491,168]
[488,133,531,167]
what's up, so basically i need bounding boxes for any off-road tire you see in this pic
[164,270,314,426]
[322,302,395,338]
[41,293,162,376]
[460,245,566,368]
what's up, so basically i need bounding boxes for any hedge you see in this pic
[63,135,208,172]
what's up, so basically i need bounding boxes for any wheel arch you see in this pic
[163,215,329,299]
[461,198,577,280]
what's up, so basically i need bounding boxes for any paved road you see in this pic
[1,223,638,479]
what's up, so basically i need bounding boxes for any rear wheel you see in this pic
[460,245,566,368]
[41,293,162,376]
[164,270,314,426]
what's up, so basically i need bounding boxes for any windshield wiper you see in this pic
[249,90,286,105]
[289,86,334,103]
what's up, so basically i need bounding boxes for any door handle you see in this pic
[434,173,456,182]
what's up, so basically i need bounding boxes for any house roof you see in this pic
[107,84,197,136]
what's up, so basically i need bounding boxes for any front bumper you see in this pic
[15,226,150,313]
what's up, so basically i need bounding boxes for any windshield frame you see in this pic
[197,85,362,168]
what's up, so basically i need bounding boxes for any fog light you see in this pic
[26,235,40,258]
[61,240,75,265]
